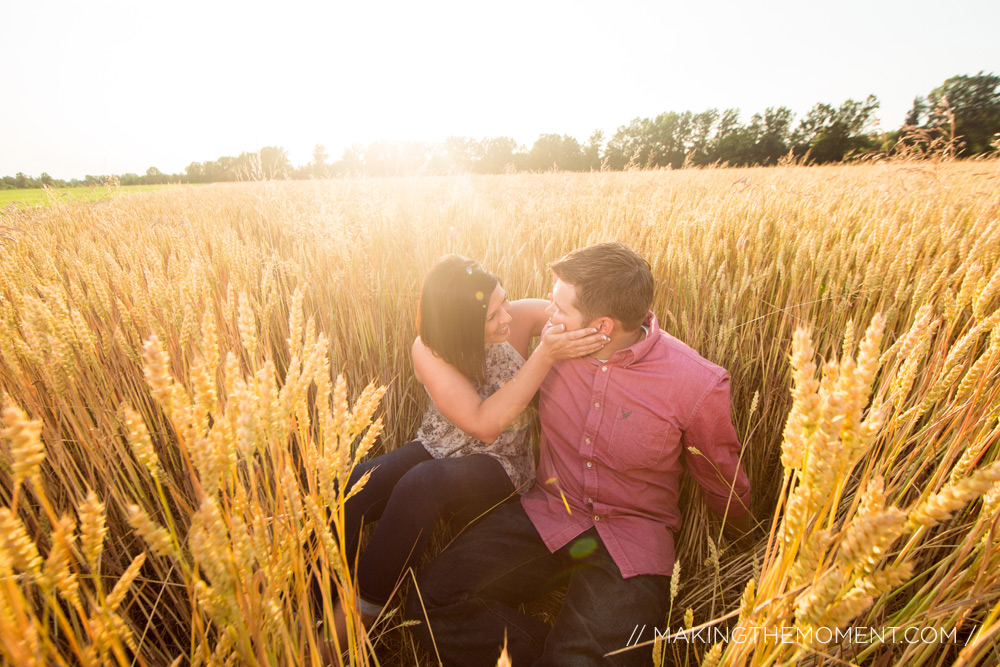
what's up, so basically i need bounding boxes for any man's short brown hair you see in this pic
[550,242,654,331]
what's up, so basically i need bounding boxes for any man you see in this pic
[405,242,752,666]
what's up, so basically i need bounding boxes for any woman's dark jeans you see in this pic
[340,440,516,613]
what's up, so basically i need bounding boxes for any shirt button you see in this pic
[594,402,600,408]
[602,366,607,371]
[585,437,591,444]
[587,497,593,504]
[586,461,593,468]
[594,515,601,522]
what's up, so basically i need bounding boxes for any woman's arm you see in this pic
[506,299,550,359]
[412,325,605,444]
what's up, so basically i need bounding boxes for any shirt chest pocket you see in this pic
[605,410,679,470]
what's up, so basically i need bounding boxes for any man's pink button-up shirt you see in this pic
[521,312,751,578]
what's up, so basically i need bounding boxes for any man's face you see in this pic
[545,279,592,332]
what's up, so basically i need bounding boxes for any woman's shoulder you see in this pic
[411,336,435,385]
[413,336,479,391]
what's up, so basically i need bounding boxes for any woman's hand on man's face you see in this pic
[539,324,608,362]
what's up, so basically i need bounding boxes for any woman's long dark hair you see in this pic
[417,255,499,383]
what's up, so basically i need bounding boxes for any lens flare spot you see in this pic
[475,290,484,301]
[569,537,597,559]
[465,266,473,275]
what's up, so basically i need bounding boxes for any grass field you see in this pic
[0,183,188,210]
[1,162,999,666]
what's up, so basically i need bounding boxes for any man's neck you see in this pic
[591,326,645,360]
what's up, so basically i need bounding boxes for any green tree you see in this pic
[311,144,330,178]
[926,72,1000,155]
[148,167,168,184]
[584,130,605,170]
[205,157,239,182]
[793,95,880,163]
[181,163,201,183]
[259,146,292,180]
[605,118,653,169]
[750,107,794,165]
[904,96,926,127]
[443,137,479,172]
[526,134,586,171]
[715,108,741,139]
[200,161,219,183]
[333,146,365,176]
[709,109,757,165]
[474,137,521,174]
[687,109,719,165]
[646,112,691,168]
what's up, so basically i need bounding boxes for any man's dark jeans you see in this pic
[406,502,671,666]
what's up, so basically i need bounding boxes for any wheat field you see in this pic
[1,161,999,666]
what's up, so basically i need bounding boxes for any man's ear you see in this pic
[593,317,616,336]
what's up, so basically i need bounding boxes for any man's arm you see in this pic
[721,507,755,552]
[681,375,754,547]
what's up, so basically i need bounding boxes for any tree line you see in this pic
[4,72,998,190]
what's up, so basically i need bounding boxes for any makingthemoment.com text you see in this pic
[626,624,974,647]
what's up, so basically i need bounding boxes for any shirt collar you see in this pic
[598,311,659,368]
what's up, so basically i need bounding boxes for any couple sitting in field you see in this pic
[328,242,752,666]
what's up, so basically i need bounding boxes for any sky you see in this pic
[2,0,998,180]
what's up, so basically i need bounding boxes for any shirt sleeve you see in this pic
[681,375,751,517]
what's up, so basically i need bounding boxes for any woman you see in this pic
[325,254,607,649]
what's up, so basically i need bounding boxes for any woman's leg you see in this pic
[339,440,433,564]
[320,440,433,659]
[355,453,515,613]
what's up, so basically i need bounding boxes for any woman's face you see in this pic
[483,284,513,344]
